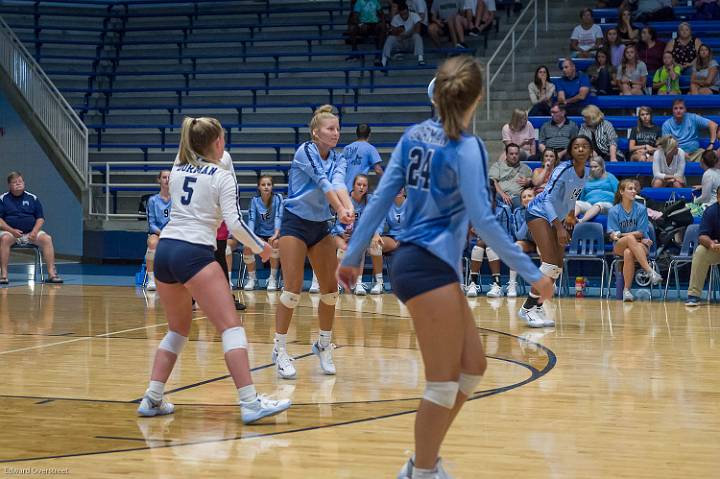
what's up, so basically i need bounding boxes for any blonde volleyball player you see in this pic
[137,117,290,424]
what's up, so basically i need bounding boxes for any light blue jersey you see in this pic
[607,202,650,239]
[147,194,172,234]
[342,140,383,191]
[284,141,348,222]
[247,193,283,237]
[341,119,542,284]
[378,201,407,236]
[470,202,512,243]
[527,161,588,223]
[332,193,371,236]
[512,206,530,241]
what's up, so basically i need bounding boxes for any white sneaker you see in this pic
[244,277,256,291]
[486,283,504,298]
[506,281,518,298]
[145,278,156,291]
[354,283,367,296]
[536,305,554,327]
[465,282,478,298]
[519,307,545,328]
[137,394,174,417]
[649,269,663,286]
[370,282,383,295]
[397,457,452,479]
[272,347,296,379]
[240,394,292,424]
[309,280,320,294]
[623,289,634,302]
[266,277,278,292]
[312,341,336,375]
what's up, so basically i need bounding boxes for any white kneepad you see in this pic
[458,373,483,397]
[145,249,155,261]
[279,290,300,309]
[320,291,338,306]
[424,381,459,409]
[158,331,187,355]
[368,244,382,256]
[471,246,485,262]
[243,254,255,265]
[540,262,562,280]
[221,326,248,353]
[486,247,499,262]
[271,248,280,259]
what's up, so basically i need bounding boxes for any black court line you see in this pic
[34,399,54,405]
[0,331,556,464]
[96,436,173,443]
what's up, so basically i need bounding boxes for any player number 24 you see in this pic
[407,147,434,191]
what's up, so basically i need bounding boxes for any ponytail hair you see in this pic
[309,104,338,141]
[178,116,223,167]
[433,56,484,140]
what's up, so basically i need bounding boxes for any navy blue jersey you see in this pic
[0,191,43,233]
[247,193,283,237]
[341,118,542,284]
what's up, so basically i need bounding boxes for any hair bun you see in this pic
[315,104,334,115]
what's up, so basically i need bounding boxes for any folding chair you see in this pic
[563,222,607,297]
[10,243,45,282]
[663,224,700,300]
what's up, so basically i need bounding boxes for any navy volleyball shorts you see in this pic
[154,238,216,284]
[280,210,330,247]
[390,243,460,303]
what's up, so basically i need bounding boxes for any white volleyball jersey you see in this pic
[160,158,265,252]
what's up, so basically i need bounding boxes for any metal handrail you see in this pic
[0,16,88,187]
[484,0,548,120]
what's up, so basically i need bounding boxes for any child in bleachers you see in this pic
[652,135,686,187]
[607,179,663,302]
[617,44,648,95]
[629,106,661,161]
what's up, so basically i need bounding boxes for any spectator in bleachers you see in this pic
[684,185,720,306]
[528,66,556,116]
[556,59,592,115]
[689,44,720,95]
[629,106,661,161]
[382,1,425,67]
[531,149,560,193]
[0,172,63,284]
[575,157,619,223]
[604,28,626,68]
[694,0,720,20]
[570,8,604,58]
[652,135,686,187]
[580,105,621,161]
[617,44,648,95]
[652,51,682,95]
[489,143,533,208]
[471,0,498,35]
[428,0,465,48]
[661,98,718,162]
[630,0,677,23]
[638,26,666,73]
[407,0,429,34]
[347,0,386,66]
[616,7,639,45]
[665,22,702,75]
[694,149,720,205]
[145,169,172,291]
[539,103,579,159]
[341,123,384,192]
[608,178,663,302]
[501,109,536,161]
[587,49,618,95]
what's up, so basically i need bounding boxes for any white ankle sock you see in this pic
[319,330,332,348]
[412,467,437,479]
[269,269,277,280]
[148,271,155,282]
[147,380,165,402]
[274,332,287,349]
[238,384,257,403]
[248,271,256,279]
[374,273,383,283]
[509,270,517,283]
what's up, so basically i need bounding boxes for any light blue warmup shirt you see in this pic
[147,193,172,234]
[607,201,650,239]
[341,118,542,284]
[512,206,529,241]
[378,200,407,236]
[247,193,283,237]
[332,193,371,236]
[284,141,348,222]
[527,161,588,223]
[342,140,383,191]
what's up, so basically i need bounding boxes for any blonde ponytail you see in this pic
[178,116,223,167]
[309,104,338,141]
[433,56,484,141]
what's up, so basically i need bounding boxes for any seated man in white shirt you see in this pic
[382,1,425,66]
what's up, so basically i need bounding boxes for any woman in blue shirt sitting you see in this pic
[607,179,663,302]
[575,157,619,224]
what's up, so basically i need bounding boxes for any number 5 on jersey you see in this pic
[407,147,434,191]
[181,177,197,205]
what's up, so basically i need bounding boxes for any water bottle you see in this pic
[575,276,585,298]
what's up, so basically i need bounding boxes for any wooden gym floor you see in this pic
[1,282,719,478]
